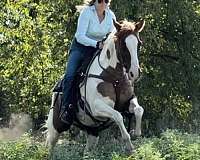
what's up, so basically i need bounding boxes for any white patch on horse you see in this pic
[99,34,119,69]
[129,97,139,113]
[80,80,115,122]
[125,35,140,82]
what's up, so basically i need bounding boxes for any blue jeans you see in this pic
[62,38,97,108]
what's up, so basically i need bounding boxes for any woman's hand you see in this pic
[96,41,104,49]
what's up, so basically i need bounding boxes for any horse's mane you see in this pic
[115,20,137,41]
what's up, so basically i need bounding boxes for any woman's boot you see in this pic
[60,104,74,126]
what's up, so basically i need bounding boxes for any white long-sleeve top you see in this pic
[75,5,116,48]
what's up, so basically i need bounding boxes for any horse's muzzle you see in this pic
[128,67,142,85]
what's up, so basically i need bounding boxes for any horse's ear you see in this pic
[135,19,145,32]
[113,19,122,32]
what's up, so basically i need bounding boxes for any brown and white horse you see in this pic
[46,20,145,154]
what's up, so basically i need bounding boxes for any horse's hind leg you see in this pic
[45,109,60,157]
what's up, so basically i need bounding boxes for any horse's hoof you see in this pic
[130,129,141,139]
[129,129,135,138]
[124,142,135,155]
[125,147,135,155]
[129,130,137,140]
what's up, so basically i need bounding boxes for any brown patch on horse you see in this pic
[97,63,134,111]
[98,82,116,101]
[97,63,124,102]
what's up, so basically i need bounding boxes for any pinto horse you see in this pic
[46,20,145,154]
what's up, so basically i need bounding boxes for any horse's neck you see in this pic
[99,37,119,69]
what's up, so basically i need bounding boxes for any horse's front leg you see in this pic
[92,99,134,154]
[129,97,144,137]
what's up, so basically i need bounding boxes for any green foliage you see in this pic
[0,133,48,160]
[114,130,200,160]
[154,130,200,160]
[0,130,199,160]
[129,143,164,160]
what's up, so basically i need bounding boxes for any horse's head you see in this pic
[113,20,145,83]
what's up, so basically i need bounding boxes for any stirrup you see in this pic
[60,110,73,125]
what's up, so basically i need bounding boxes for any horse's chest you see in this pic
[97,79,133,105]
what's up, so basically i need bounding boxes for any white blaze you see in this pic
[125,34,140,82]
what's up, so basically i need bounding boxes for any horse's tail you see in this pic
[45,92,60,151]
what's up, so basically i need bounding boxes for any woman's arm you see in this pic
[75,8,98,47]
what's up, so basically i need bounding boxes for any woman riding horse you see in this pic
[46,19,145,154]
[60,0,116,127]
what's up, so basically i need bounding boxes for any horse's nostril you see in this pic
[130,72,134,77]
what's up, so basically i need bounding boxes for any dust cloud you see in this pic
[0,113,32,141]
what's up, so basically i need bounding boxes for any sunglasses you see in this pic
[98,0,109,4]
